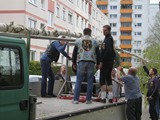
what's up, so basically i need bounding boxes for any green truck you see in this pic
[0,23,127,120]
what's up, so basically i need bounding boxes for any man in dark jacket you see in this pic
[99,25,115,103]
[40,36,71,97]
[142,62,159,120]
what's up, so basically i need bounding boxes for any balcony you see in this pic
[101,9,108,14]
[120,9,132,13]
[120,35,132,40]
[120,0,133,4]
[120,27,132,31]
[120,53,132,57]
[120,18,132,22]
[120,44,132,49]
[120,62,132,67]
[96,1,108,5]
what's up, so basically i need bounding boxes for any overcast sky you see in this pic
[150,0,159,3]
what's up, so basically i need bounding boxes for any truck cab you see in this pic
[0,36,29,120]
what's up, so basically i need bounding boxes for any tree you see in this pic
[137,12,160,98]
[113,51,121,68]
[146,12,160,45]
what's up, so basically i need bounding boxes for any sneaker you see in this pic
[46,94,57,98]
[100,99,106,103]
[72,100,79,104]
[86,101,92,104]
[94,97,101,102]
[108,99,113,103]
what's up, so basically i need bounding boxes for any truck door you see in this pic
[0,38,29,120]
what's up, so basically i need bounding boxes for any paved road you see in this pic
[142,103,150,120]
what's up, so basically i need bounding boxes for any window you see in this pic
[48,11,53,26]
[121,22,132,27]
[41,0,45,8]
[40,23,45,29]
[77,0,79,7]
[97,5,107,10]
[134,23,142,27]
[121,31,131,36]
[121,13,132,18]
[30,50,36,61]
[110,23,117,27]
[85,21,87,28]
[134,32,142,36]
[110,14,117,18]
[121,40,131,44]
[29,0,36,5]
[76,15,79,27]
[81,18,83,29]
[68,0,73,2]
[123,48,131,52]
[134,41,142,46]
[56,4,60,17]
[121,58,131,62]
[28,18,37,28]
[135,14,142,18]
[92,9,95,19]
[110,5,117,10]
[82,0,84,10]
[92,26,95,34]
[121,4,132,9]
[62,9,66,20]
[85,2,87,12]
[111,32,117,36]
[0,46,22,89]
[135,5,142,9]
[68,12,73,24]
[134,49,141,54]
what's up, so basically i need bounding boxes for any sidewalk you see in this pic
[142,97,150,120]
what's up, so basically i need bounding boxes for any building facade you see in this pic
[0,0,108,65]
[97,0,151,67]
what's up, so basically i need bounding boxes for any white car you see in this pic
[29,75,63,96]
[29,75,44,82]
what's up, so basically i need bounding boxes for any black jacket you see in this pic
[100,34,115,62]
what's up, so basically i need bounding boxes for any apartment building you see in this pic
[0,0,108,64]
[97,0,150,67]
[0,0,49,61]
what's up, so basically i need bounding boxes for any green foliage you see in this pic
[29,61,41,75]
[113,51,121,68]
[137,44,160,106]
[29,61,75,76]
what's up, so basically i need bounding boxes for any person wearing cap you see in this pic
[40,36,72,98]
[119,67,142,120]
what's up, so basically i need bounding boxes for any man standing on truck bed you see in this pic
[72,28,100,104]
[99,25,115,103]
[40,36,72,98]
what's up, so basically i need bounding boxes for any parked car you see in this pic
[29,75,44,82]
[29,75,63,96]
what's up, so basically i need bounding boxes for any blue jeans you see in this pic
[40,59,55,96]
[74,61,95,101]
[149,98,158,120]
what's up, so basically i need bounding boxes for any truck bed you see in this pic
[36,96,126,120]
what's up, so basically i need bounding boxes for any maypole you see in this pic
[0,22,147,63]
